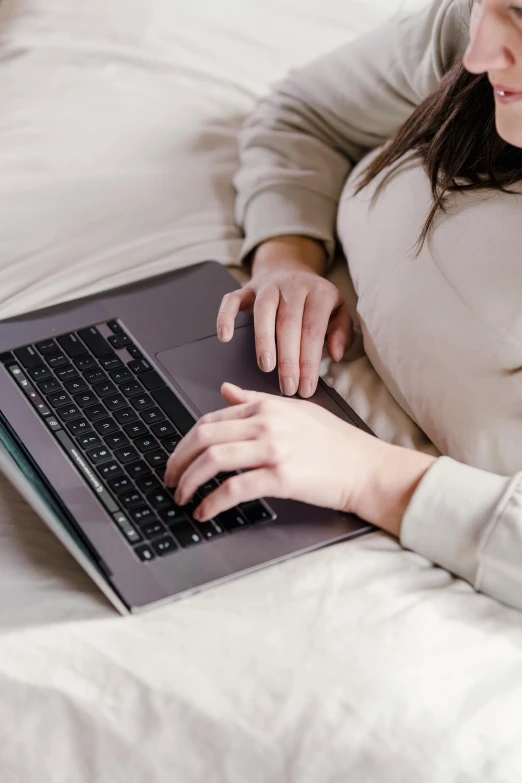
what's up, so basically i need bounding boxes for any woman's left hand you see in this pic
[164,383,436,536]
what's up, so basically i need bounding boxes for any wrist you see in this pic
[354,442,437,538]
[250,235,327,278]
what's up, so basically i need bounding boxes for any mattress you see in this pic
[0,1,521,781]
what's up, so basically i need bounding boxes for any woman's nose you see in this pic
[463,7,515,74]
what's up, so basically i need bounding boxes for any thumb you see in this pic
[221,382,258,406]
[326,302,353,362]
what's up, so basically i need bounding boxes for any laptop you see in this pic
[0,261,374,614]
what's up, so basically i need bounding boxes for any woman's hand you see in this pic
[164,383,437,536]
[216,238,353,399]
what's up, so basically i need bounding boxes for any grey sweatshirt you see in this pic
[233,0,522,612]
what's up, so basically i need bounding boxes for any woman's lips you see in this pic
[493,85,522,104]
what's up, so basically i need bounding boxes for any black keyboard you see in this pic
[1,321,275,563]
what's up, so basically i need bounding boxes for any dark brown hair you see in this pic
[353,1,522,256]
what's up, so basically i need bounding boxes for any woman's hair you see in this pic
[353,1,522,256]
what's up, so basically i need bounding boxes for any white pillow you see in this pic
[337,148,522,477]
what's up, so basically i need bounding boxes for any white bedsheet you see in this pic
[1,1,522,781]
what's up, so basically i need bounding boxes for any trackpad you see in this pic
[156,325,283,416]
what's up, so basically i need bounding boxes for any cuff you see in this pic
[400,456,511,588]
[237,185,338,271]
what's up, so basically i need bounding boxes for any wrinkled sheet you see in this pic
[0,1,522,781]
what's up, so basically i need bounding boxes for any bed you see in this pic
[1,1,522,780]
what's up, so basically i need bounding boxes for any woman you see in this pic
[165,0,522,611]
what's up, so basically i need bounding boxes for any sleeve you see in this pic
[400,456,522,611]
[234,0,470,268]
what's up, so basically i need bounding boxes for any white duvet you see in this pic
[1,1,522,781]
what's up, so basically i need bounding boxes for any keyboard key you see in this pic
[216,509,247,532]
[47,391,71,408]
[151,386,195,436]
[161,434,182,451]
[67,418,92,437]
[35,339,57,355]
[46,351,69,369]
[100,355,124,371]
[159,505,186,524]
[127,345,143,359]
[28,365,53,382]
[123,420,148,439]
[77,326,112,358]
[198,479,219,498]
[92,380,117,398]
[130,394,154,412]
[148,491,173,510]
[151,535,178,557]
[55,364,79,381]
[169,520,202,548]
[104,432,129,449]
[131,506,157,525]
[107,475,134,495]
[98,460,124,479]
[125,460,151,479]
[84,404,107,422]
[108,335,125,350]
[104,394,127,411]
[38,378,62,395]
[134,544,155,562]
[151,420,176,438]
[114,407,139,425]
[240,502,272,524]
[145,449,168,468]
[77,432,102,449]
[138,519,164,539]
[139,370,165,391]
[75,355,98,371]
[119,334,132,346]
[113,511,141,544]
[57,404,82,422]
[120,380,143,397]
[120,491,143,509]
[14,346,42,368]
[64,377,88,394]
[84,368,107,385]
[86,446,112,465]
[193,519,224,540]
[140,407,164,424]
[107,320,123,334]
[134,435,158,453]
[114,445,139,464]
[74,391,98,408]
[93,417,120,435]
[109,367,134,384]
[136,475,161,494]
[57,333,88,358]
[128,359,151,374]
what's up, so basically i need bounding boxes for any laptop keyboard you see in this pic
[0,321,275,563]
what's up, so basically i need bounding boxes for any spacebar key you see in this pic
[150,386,196,436]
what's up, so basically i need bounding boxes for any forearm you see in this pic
[354,441,437,537]
[250,235,328,278]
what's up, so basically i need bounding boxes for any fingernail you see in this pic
[336,343,345,361]
[259,352,273,372]
[218,325,229,341]
[282,377,296,396]
[299,379,312,398]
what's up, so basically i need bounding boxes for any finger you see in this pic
[276,292,306,396]
[175,440,274,506]
[220,382,271,407]
[193,468,278,521]
[253,286,279,373]
[297,292,333,398]
[164,417,260,487]
[326,302,353,362]
[216,288,255,342]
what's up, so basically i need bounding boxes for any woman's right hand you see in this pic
[216,236,353,398]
